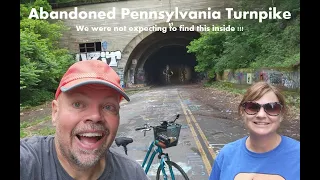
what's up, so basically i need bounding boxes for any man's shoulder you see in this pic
[20,135,54,152]
[20,136,54,168]
[21,135,54,142]
[107,147,150,180]
[21,135,53,144]
[108,147,141,167]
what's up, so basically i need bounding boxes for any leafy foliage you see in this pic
[20,0,76,107]
[187,0,300,78]
[187,31,226,78]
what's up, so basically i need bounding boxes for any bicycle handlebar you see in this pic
[135,124,153,131]
[135,127,147,131]
[135,114,180,133]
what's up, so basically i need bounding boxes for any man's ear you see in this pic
[52,100,59,126]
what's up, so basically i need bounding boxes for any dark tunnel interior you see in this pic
[144,45,199,86]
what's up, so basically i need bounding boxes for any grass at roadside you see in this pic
[20,116,54,139]
[124,87,150,96]
[20,116,51,129]
[20,101,51,113]
[35,127,56,136]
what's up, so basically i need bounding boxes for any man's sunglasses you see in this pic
[241,102,283,116]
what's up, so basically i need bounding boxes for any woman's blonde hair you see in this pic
[238,81,287,117]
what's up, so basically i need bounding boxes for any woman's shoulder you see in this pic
[219,136,247,153]
[213,136,247,163]
[281,135,300,149]
[282,135,299,142]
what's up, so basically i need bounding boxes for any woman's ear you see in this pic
[279,116,283,122]
[239,109,245,117]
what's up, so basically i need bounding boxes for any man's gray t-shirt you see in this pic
[20,135,149,180]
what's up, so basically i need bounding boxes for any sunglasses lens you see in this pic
[264,103,282,116]
[244,102,261,115]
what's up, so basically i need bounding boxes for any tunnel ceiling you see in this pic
[126,30,201,85]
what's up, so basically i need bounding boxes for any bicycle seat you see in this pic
[115,137,133,147]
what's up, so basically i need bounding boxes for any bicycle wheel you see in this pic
[156,160,189,180]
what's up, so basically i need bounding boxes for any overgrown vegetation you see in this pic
[187,0,300,79]
[204,81,247,95]
[20,116,52,138]
[205,81,300,109]
[20,0,126,8]
[20,0,76,108]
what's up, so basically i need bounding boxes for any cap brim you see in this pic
[60,79,130,101]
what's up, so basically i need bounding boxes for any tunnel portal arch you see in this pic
[122,21,201,87]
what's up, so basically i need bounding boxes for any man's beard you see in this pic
[56,123,110,170]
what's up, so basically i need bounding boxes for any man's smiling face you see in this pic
[52,84,120,168]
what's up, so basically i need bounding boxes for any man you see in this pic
[20,60,149,180]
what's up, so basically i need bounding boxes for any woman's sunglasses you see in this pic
[241,102,283,116]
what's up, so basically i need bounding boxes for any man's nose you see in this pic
[85,105,103,123]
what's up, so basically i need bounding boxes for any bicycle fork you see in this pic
[141,141,176,180]
[159,153,176,180]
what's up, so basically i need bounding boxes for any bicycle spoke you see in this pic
[156,161,189,180]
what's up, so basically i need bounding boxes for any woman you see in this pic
[209,81,300,180]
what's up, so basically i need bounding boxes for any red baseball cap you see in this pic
[55,60,130,101]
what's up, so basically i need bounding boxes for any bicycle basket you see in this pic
[153,123,182,148]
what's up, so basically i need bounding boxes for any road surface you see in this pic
[111,85,248,180]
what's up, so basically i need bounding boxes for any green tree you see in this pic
[187,0,300,79]
[20,0,75,106]
[187,30,226,78]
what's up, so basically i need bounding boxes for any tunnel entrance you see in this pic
[144,45,198,86]
[125,28,202,87]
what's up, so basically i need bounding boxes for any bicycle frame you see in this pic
[141,140,175,179]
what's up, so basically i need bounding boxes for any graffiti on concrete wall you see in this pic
[136,68,145,84]
[247,73,252,84]
[227,71,234,82]
[117,68,125,88]
[76,50,122,67]
[222,69,300,90]
[268,72,282,84]
[129,68,135,85]
[282,71,300,89]
[258,70,300,89]
[235,72,245,84]
[163,65,174,84]
[258,71,269,81]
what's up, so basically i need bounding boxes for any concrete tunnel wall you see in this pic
[55,0,235,87]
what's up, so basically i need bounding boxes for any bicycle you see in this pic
[114,114,190,180]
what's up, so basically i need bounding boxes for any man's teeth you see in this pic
[78,132,103,137]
